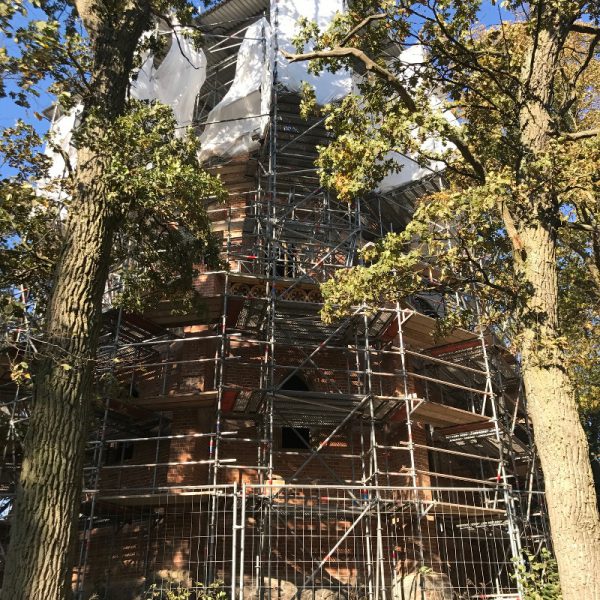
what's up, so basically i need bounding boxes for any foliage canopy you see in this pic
[289,1,600,446]
[0,0,225,343]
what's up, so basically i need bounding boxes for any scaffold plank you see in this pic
[424,500,506,517]
[395,399,491,428]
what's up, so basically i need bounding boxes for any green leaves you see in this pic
[0,2,88,109]
[291,0,600,461]
[289,1,599,318]
[316,92,416,202]
[0,0,227,329]
[9,361,31,385]
[67,100,226,312]
[321,233,423,323]
[513,548,562,600]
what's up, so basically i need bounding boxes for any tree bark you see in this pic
[0,167,116,600]
[518,224,600,599]
[512,22,600,599]
[0,3,150,599]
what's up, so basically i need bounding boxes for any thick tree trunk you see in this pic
[0,3,151,598]
[0,167,116,600]
[513,23,600,597]
[518,224,600,599]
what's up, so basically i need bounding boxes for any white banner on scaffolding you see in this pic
[198,18,273,162]
[42,28,207,186]
[275,0,352,104]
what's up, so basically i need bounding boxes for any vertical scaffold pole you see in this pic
[231,481,238,600]
[0,287,31,497]
[473,294,523,597]
[239,483,247,600]
[76,305,123,598]
[255,13,278,600]
[354,197,374,600]
[395,302,427,581]
[363,310,387,600]
[206,203,233,584]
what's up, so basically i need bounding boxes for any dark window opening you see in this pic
[105,441,134,465]
[279,375,310,392]
[274,243,297,279]
[281,427,311,450]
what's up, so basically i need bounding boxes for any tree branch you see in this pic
[63,44,94,97]
[563,221,596,232]
[339,14,386,46]
[281,47,486,182]
[455,235,517,297]
[48,142,74,178]
[574,31,600,82]
[73,0,101,37]
[283,47,418,108]
[570,21,600,36]
[564,239,600,297]
[500,199,524,252]
[562,128,600,141]
[429,3,521,95]
[150,9,202,70]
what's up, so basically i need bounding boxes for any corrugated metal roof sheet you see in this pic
[200,0,269,31]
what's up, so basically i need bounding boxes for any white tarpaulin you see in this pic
[271,1,445,190]
[36,104,81,203]
[40,7,451,192]
[43,29,206,180]
[198,18,273,161]
[275,0,352,104]
[131,32,207,132]
[198,1,352,161]
[377,144,445,192]
[377,46,457,192]
[44,105,82,179]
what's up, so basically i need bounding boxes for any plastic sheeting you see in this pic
[275,0,352,104]
[377,46,457,192]
[131,32,207,132]
[377,146,445,192]
[377,124,457,192]
[44,104,83,179]
[43,31,206,181]
[271,0,447,190]
[40,4,453,195]
[198,0,353,161]
[198,18,273,162]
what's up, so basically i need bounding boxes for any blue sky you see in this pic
[0,4,53,178]
[1,4,54,124]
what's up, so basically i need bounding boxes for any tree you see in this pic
[0,2,223,599]
[283,2,600,597]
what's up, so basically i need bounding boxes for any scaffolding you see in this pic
[0,1,551,599]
